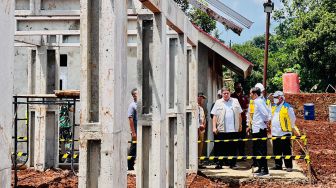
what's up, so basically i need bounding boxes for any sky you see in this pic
[213,0,283,44]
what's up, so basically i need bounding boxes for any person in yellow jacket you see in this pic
[270,91,297,172]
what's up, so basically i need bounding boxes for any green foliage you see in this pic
[233,0,336,93]
[173,0,189,12]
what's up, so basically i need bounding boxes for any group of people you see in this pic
[127,83,299,177]
[198,82,299,176]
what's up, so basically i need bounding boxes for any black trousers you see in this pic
[273,134,293,168]
[128,142,136,170]
[252,128,268,172]
[214,132,239,167]
[238,120,247,156]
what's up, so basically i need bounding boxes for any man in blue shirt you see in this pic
[128,88,138,170]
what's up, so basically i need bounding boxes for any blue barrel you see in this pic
[304,103,315,120]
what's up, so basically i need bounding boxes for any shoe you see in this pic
[253,168,261,174]
[198,164,205,169]
[256,171,270,177]
[270,166,282,170]
[230,165,240,170]
[286,168,293,172]
[215,164,222,169]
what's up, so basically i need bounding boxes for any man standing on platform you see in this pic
[212,87,242,169]
[271,91,298,172]
[247,87,270,176]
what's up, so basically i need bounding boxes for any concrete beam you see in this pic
[0,0,14,187]
[15,36,42,46]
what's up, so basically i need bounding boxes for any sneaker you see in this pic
[230,165,240,170]
[215,164,222,169]
[270,166,282,170]
[286,168,293,172]
[198,165,205,169]
[256,171,270,177]
[253,168,261,174]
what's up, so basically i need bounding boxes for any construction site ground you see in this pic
[12,93,336,187]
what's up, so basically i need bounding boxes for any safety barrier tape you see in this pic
[198,135,307,143]
[59,139,79,142]
[198,155,310,161]
[127,135,306,144]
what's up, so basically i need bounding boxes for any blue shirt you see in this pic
[128,101,137,132]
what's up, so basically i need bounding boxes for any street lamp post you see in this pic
[263,0,274,91]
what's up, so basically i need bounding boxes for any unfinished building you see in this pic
[11,0,253,187]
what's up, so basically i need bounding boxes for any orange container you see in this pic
[283,72,300,93]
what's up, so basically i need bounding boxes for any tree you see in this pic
[273,0,336,91]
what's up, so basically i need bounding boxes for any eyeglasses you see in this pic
[223,93,230,95]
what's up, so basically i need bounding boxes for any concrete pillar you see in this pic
[175,33,187,187]
[137,2,168,187]
[34,46,48,171]
[0,1,14,187]
[187,47,198,172]
[79,0,128,187]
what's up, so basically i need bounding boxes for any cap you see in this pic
[198,92,207,99]
[255,83,265,92]
[217,89,222,95]
[273,91,284,97]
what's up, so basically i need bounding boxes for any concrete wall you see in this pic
[0,0,14,187]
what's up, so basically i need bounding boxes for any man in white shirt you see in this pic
[211,87,243,169]
[271,91,297,172]
[246,87,270,176]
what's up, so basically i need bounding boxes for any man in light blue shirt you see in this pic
[247,87,270,176]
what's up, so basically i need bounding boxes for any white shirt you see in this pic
[211,98,242,132]
[197,105,205,128]
[271,102,296,136]
[249,97,270,133]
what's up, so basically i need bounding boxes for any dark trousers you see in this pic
[273,134,293,168]
[128,142,136,170]
[252,128,268,173]
[214,132,239,167]
[238,120,247,156]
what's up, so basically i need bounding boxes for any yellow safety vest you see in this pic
[271,103,292,132]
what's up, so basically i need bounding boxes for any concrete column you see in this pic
[0,0,14,187]
[176,33,187,187]
[137,2,168,187]
[34,46,48,171]
[79,0,127,187]
[188,47,198,172]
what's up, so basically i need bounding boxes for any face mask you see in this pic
[274,98,279,104]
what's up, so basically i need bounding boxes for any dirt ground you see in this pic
[12,94,336,187]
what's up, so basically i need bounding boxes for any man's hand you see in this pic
[246,127,251,135]
[213,127,218,135]
[131,132,137,141]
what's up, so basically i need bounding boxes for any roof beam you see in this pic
[139,0,198,46]
[187,0,243,35]
[205,0,253,28]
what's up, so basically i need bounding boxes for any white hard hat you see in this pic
[273,91,284,97]
[255,83,265,92]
